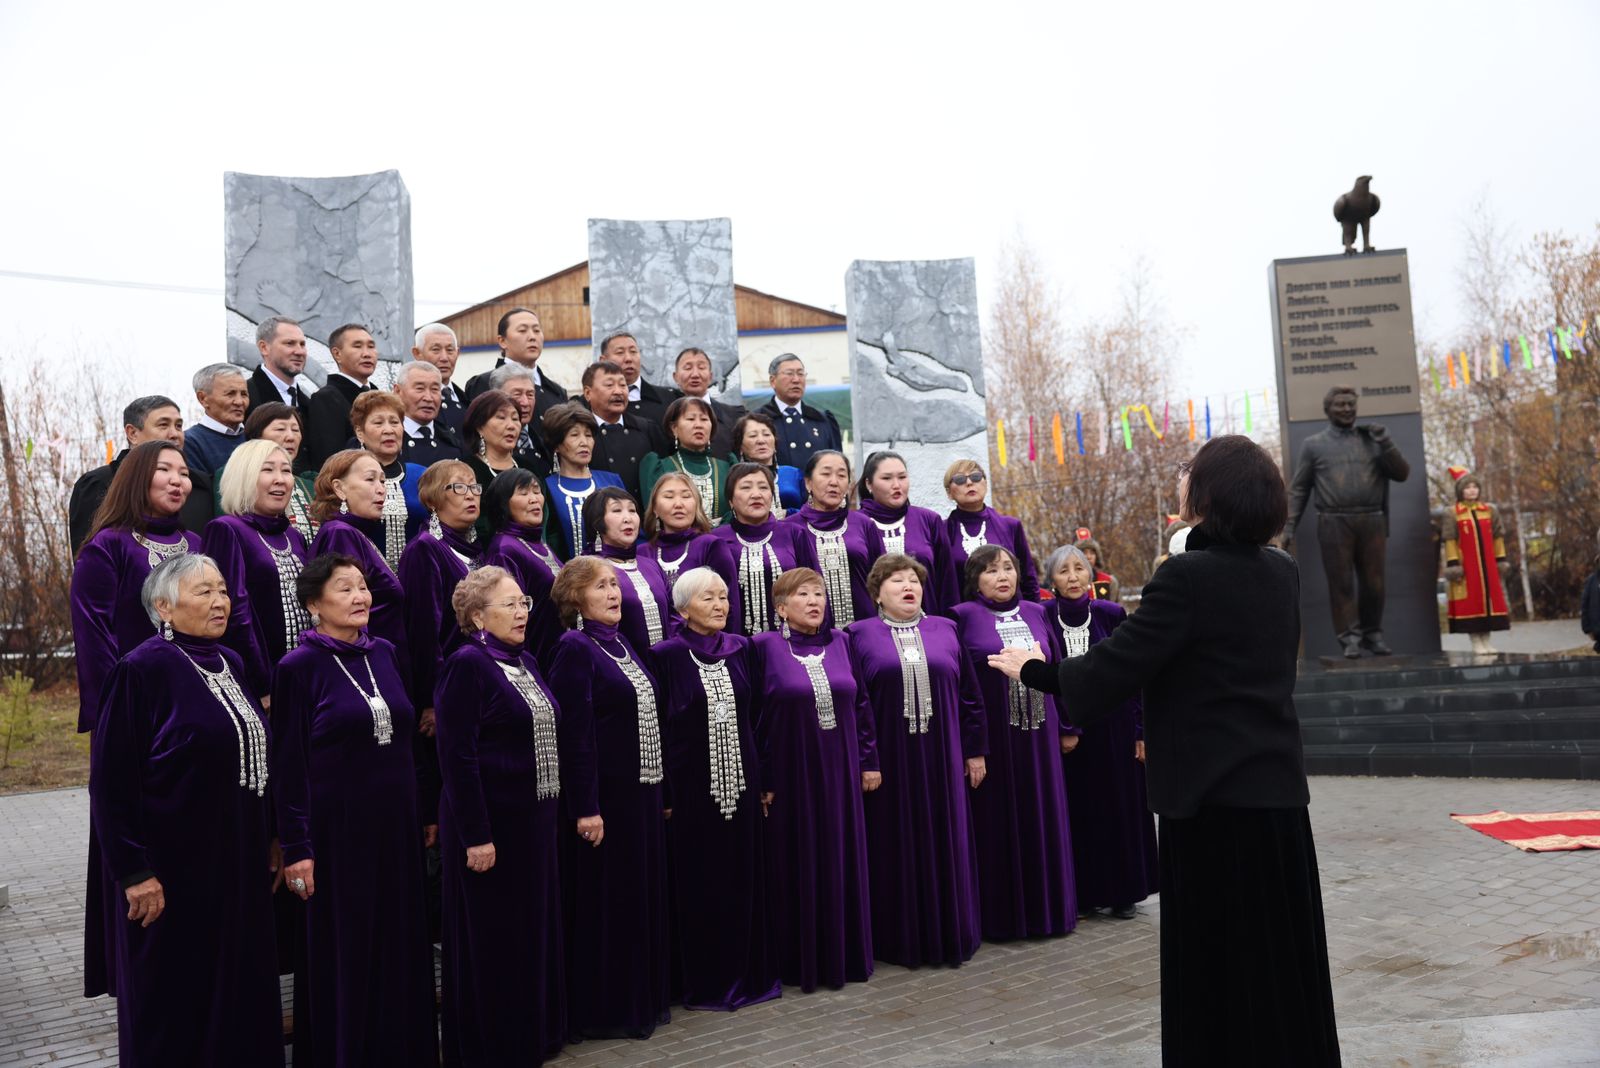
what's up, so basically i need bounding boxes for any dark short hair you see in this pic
[962,544,1020,600]
[730,411,777,457]
[329,323,371,350]
[1183,434,1287,545]
[857,449,907,502]
[243,402,303,439]
[581,360,627,390]
[675,346,709,369]
[296,552,365,609]
[725,461,776,505]
[122,395,179,431]
[663,395,717,435]
[598,332,637,357]
[581,486,637,549]
[496,307,539,338]
[463,389,519,455]
[803,448,851,481]
[1322,385,1358,414]
[541,401,599,452]
[483,467,543,534]
[865,552,929,602]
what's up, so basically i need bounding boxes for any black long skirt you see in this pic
[1158,806,1340,1067]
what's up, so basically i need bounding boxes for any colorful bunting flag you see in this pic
[996,420,1008,467]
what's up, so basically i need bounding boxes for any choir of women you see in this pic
[74,380,1185,1059]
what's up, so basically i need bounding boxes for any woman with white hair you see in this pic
[651,567,780,1011]
[202,439,313,699]
[89,554,282,1066]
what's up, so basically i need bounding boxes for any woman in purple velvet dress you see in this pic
[204,439,313,699]
[856,451,959,615]
[943,459,1041,602]
[846,553,988,968]
[435,567,566,1065]
[787,450,871,626]
[710,462,817,636]
[750,568,876,991]
[309,450,408,657]
[581,486,671,652]
[546,557,671,1039]
[652,568,781,1011]
[1041,544,1158,920]
[273,553,437,1068]
[952,545,1078,940]
[72,440,202,999]
[480,468,565,667]
[90,555,281,1066]
[642,470,733,598]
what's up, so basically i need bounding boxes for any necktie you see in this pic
[418,425,432,443]
[785,407,800,418]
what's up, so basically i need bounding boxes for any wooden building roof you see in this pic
[437,262,845,348]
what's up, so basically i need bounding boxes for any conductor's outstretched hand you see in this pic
[988,642,1046,680]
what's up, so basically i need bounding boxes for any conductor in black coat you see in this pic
[68,396,214,553]
[991,435,1341,1067]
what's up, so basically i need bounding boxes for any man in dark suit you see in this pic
[69,395,214,552]
[395,360,462,465]
[247,316,313,414]
[582,360,668,501]
[485,364,554,476]
[597,331,673,428]
[670,346,746,458]
[464,307,567,421]
[299,323,379,473]
[758,353,842,470]
[412,322,468,436]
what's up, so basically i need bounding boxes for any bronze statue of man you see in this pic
[1284,386,1411,658]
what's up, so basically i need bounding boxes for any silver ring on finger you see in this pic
[291,877,306,893]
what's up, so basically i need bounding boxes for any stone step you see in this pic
[1304,739,1600,779]
[1301,707,1600,747]
[1296,654,1600,696]
[1296,676,1600,719]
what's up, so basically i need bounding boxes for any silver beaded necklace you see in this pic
[786,638,837,730]
[557,477,596,552]
[959,519,990,557]
[656,543,689,589]
[880,611,932,734]
[734,530,783,633]
[256,531,312,653]
[612,559,665,644]
[671,453,718,519]
[173,647,269,796]
[872,517,907,557]
[806,522,855,626]
[992,607,1046,731]
[327,651,395,746]
[1058,610,1092,659]
[132,531,189,568]
[590,637,664,784]
[380,470,408,570]
[690,651,746,819]
[497,661,561,800]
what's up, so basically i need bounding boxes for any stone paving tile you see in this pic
[1,777,1596,1065]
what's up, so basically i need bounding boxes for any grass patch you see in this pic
[0,685,88,795]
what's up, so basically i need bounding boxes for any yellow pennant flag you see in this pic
[996,420,1008,467]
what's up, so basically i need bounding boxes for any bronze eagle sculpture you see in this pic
[1334,176,1380,255]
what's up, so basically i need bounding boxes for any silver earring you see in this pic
[339,499,349,515]
[160,620,173,641]
[594,536,603,553]
[428,511,443,538]
[780,619,791,639]
[309,612,321,627]
[478,438,487,458]
[575,615,585,631]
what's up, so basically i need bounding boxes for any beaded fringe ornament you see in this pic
[692,653,746,819]
[559,481,594,555]
[525,536,562,578]
[736,532,783,633]
[288,482,317,542]
[673,455,718,519]
[881,613,932,734]
[872,518,907,557]
[1058,614,1091,659]
[993,608,1046,731]
[614,560,665,644]
[330,653,394,745]
[791,648,837,730]
[499,662,561,800]
[132,531,189,569]
[177,649,269,796]
[593,639,664,783]
[257,533,312,653]
[381,473,408,570]
[808,525,855,625]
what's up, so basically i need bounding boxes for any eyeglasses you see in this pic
[490,597,534,611]
[948,472,986,486]
[446,483,483,496]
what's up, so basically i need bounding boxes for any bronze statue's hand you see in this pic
[1360,423,1388,440]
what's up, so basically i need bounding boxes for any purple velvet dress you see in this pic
[845,613,987,967]
[654,629,781,1010]
[90,634,281,1067]
[709,517,820,635]
[481,523,565,668]
[1049,595,1160,909]
[310,515,408,659]
[71,516,200,999]
[548,623,671,1039]
[749,628,875,990]
[398,522,481,715]
[203,512,311,697]
[272,631,437,1068]
[857,500,960,615]
[946,507,1042,602]
[953,597,1078,939]
[435,636,566,1066]
[593,545,673,652]
[642,529,734,602]
[787,504,872,627]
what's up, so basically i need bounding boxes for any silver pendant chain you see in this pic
[498,661,561,800]
[328,652,395,746]
[519,534,561,579]
[657,544,688,589]
[613,559,665,644]
[381,472,408,571]
[992,608,1046,731]
[736,532,783,633]
[1058,611,1092,659]
[807,523,855,626]
[880,612,932,734]
[788,642,837,730]
[672,454,718,519]
[559,478,596,553]
[872,518,907,557]
[257,532,311,653]
[959,519,990,557]
[591,637,663,784]
[690,651,746,819]
[174,647,269,796]
[288,482,317,542]
[132,531,189,569]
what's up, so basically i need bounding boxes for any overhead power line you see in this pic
[0,268,474,307]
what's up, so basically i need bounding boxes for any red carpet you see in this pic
[1450,810,1600,852]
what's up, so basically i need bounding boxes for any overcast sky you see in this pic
[3,0,1596,430]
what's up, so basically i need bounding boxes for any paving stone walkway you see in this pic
[2,777,1596,1066]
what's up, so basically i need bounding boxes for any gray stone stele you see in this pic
[587,218,742,404]
[224,170,413,387]
[846,258,989,512]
